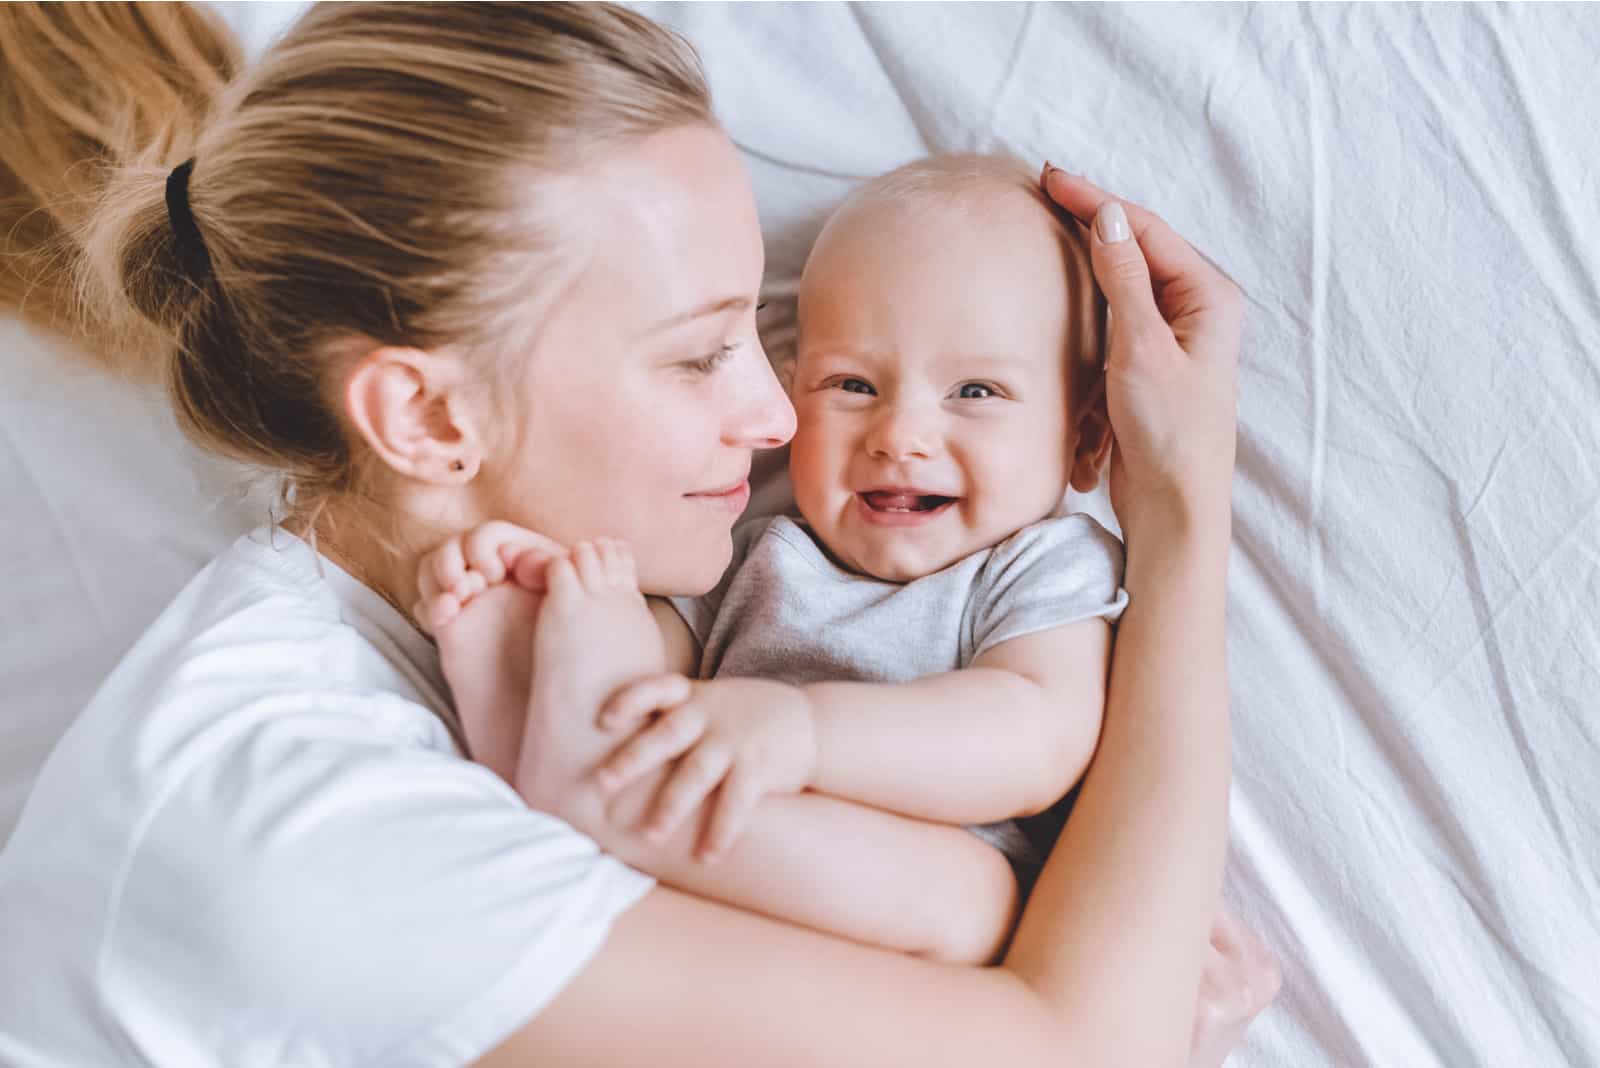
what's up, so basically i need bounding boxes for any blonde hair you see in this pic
[0,2,239,362]
[6,1,713,537]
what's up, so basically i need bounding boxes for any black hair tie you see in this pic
[164,158,213,280]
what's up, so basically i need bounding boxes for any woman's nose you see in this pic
[866,405,939,461]
[725,344,797,449]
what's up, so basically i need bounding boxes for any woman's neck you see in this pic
[292,507,423,627]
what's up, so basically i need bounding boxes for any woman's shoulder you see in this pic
[77,526,452,757]
[0,525,654,1066]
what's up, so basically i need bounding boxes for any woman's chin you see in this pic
[641,534,733,597]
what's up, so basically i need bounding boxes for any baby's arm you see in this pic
[803,619,1111,825]
[630,601,1020,962]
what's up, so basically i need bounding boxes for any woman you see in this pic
[0,4,1265,1065]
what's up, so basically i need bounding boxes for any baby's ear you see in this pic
[1068,373,1112,493]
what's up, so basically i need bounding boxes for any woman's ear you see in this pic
[342,346,483,483]
[1069,373,1113,493]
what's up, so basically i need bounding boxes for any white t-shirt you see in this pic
[0,527,653,1067]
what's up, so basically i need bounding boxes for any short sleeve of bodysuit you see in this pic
[962,513,1130,662]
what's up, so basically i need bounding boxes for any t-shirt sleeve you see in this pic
[102,698,654,1068]
[965,513,1130,661]
[668,515,774,657]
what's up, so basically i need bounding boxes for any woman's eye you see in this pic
[956,382,997,400]
[836,377,875,395]
[683,344,738,375]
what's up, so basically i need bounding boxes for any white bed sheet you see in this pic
[3,4,1595,1066]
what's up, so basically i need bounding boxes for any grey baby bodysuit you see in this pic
[670,512,1129,878]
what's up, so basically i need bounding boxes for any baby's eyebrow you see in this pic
[940,352,1028,372]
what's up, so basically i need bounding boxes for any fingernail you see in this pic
[1097,201,1130,244]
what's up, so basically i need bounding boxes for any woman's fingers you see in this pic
[596,701,708,796]
[1042,167,1213,288]
[598,673,694,731]
[1084,199,1170,354]
[645,744,731,842]
[1209,906,1248,954]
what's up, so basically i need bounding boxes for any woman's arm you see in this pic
[572,756,1019,965]
[803,620,1110,824]
[476,885,1070,1068]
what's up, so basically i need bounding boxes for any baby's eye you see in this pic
[835,377,876,395]
[955,382,997,400]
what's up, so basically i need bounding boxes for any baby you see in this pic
[660,152,1122,888]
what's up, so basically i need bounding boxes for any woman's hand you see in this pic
[1042,167,1243,542]
[1189,907,1283,1067]
[594,674,819,863]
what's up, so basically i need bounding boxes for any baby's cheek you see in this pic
[786,429,835,502]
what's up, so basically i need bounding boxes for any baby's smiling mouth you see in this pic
[858,490,958,513]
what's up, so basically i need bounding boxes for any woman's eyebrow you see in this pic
[641,295,751,337]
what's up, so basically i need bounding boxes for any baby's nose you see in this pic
[866,408,940,460]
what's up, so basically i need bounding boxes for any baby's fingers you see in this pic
[697,764,763,864]
[644,745,731,843]
[596,701,707,796]
[599,673,694,732]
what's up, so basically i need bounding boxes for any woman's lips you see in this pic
[686,479,751,514]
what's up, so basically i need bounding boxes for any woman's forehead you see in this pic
[565,126,764,332]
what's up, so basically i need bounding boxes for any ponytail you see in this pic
[0,1,240,376]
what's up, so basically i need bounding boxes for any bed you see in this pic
[4,4,1595,1064]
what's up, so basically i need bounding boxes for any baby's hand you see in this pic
[594,675,818,863]
[413,520,566,633]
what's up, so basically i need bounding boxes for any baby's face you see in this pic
[791,192,1091,582]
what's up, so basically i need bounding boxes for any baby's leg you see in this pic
[517,541,665,801]
[434,582,542,785]
[418,521,590,789]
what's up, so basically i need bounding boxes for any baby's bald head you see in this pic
[800,153,1104,409]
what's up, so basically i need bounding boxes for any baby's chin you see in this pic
[833,534,967,584]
